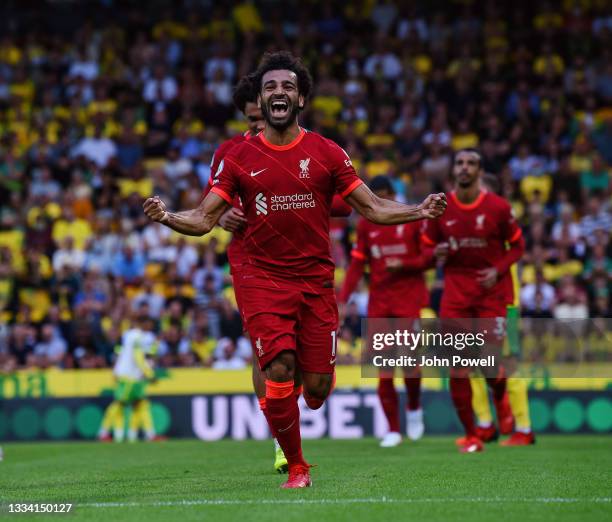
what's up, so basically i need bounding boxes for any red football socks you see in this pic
[450,377,477,437]
[486,376,507,403]
[257,397,276,437]
[378,378,401,433]
[265,380,306,469]
[404,377,421,411]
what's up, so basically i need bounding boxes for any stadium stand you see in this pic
[0,0,610,371]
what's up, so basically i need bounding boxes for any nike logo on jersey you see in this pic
[369,231,380,238]
[446,219,457,226]
[329,357,337,365]
[250,168,267,177]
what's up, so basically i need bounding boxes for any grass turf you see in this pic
[0,436,610,522]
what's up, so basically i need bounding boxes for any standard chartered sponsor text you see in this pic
[270,192,316,211]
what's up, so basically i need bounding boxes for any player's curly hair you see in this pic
[232,73,258,114]
[253,51,313,104]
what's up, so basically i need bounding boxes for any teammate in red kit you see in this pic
[144,51,447,488]
[339,176,432,447]
[421,149,525,453]
[205,74,262,300]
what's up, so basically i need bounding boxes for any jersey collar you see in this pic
[450,189,487,210]
[258,127,306,151]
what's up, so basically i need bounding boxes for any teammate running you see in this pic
[339,175,431,447]
[144,51,446,487]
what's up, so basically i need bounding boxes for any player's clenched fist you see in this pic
[418,193,447,219]
[219,207,247,232]
[143,196,168,223]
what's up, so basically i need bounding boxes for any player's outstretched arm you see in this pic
[143,192,230,236]
[345,184,447,224]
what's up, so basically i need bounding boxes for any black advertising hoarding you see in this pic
[0,390,610,442]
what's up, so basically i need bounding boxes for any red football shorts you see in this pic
[440,290,507,320]
[440,291,507,379]
[368,299,422,319]
[240,276,338,374]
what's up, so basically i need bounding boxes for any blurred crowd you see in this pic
[0,0,610,371]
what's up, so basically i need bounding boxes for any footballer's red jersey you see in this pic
[211,128,363,291]
[205,133,249,269]
[340,219,432,316]
[421,190,523,307]
[206,133,248,200]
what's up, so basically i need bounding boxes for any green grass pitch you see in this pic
[1,436,610,522]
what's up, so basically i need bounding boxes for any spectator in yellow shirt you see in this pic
[533,43,565,76]
[51,207,93,251]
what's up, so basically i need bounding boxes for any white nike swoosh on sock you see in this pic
[278,420,296,433]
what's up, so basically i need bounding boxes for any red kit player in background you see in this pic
[204,74,352,474]
[339,176,432,448]
[421,149,525,453]
[144,51,447,488]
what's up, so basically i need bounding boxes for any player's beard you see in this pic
[456,171,477,188]
[261,99,300,132]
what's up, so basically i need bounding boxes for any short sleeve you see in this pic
[205,140,234,199]
[122,331,136,351]
[210,155,238,204]
[326,140,363,198]
[421,217,441,246]
[202,151,221,198]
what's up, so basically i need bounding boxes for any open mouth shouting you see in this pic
[269,98,290,119]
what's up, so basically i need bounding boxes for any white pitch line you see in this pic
[79,497,612,508]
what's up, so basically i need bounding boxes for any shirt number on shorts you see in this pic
[493,317,506,340]
[331,331,337,358]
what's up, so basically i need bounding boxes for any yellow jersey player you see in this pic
[98,316,161,442]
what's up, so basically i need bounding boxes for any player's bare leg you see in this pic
[302,371,334,410]
[253,363,288,473]
[265,351,311,489]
